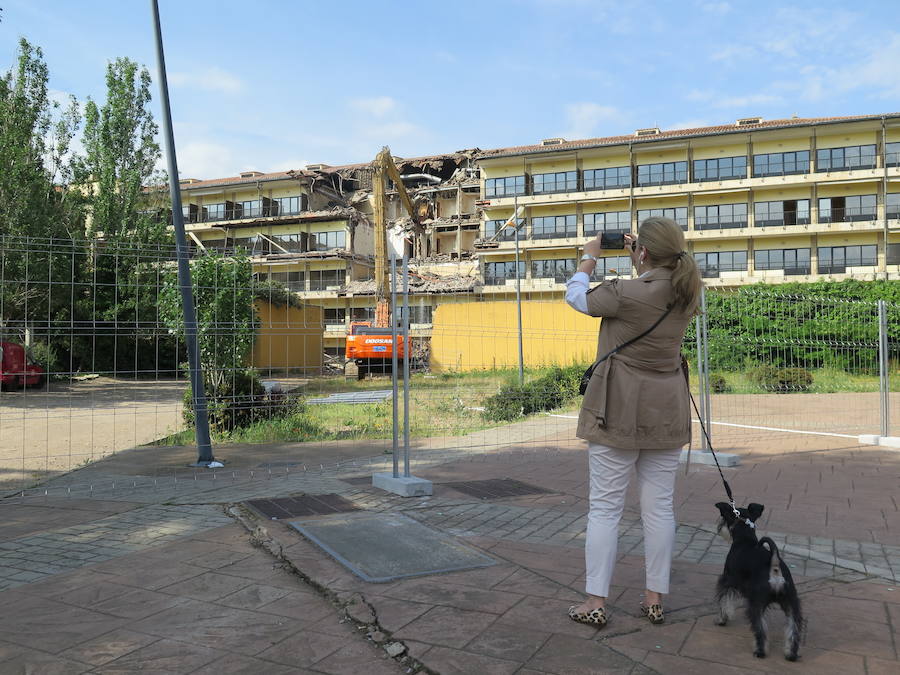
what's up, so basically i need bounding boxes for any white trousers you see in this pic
[585,442,682,597]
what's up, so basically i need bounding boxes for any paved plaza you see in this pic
[0,418,898,673]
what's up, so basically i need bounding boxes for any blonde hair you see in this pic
[637,217,702,312]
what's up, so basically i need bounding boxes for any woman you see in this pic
[564,217,701,627]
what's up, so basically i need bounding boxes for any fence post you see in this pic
[402,252,411,478]
[878,299,890,437]
[701,286,712,448]
[391,253,399,478]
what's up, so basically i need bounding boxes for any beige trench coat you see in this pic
[577,268,695,450]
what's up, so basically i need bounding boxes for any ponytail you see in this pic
[636,217,702,313]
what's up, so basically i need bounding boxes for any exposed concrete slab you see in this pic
[372,473,433,497]
[680,448,740,467]
[289,512,495,583]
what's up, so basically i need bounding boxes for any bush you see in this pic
[26,341,59,378]
[710,372,730,393]
[481,365,585,422]
[182,370,293,433]
[752,365,813,393]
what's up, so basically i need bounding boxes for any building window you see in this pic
[311,230,346,251]
[407,305,433,324]
[533,171,578,194]
[693,251,748,278]
[350,307,375,321]
[754,199,810,227]
[754,248,811,275]
[531,258,576,283]
[272,195,304,215]
[204,202,226,221]
[692,156,747,182]
[818,195,877,223]
[887,193,900,219]
[584,166,631,190]
[694,203,748,230]
[485,218,524,241]
[816,145,876,172]
[637,207,688,230]
[236,200,262,218]
[270,233,306,252]
[886,142,900,168]
[531,214,576,239]
[752,151,810,177]
[818,245,877,274]
[323,308,347,326]
[485,175,526,198]
[484,261,524,285]
[266,271,305,292]
[591,255,632,280]
[636,161,687,187]
[888,244,900,265]
[309,269,345,290]
[584,211,631,236]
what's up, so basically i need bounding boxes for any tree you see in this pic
[0,38,82,347]
[159,252,261,431]
[76,57,173,375]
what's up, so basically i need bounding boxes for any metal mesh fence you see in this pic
[0,235,896,499]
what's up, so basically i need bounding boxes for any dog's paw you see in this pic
[785,653,799,662]
[714,618,728,626]
[753,650,767,659]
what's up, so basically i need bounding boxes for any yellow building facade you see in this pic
[476,114,900,296]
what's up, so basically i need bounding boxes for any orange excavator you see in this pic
[345,147,414,378]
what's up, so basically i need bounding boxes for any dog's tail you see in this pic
[759,536,786,593]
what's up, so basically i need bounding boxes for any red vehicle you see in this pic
[345,321,408,377]
[0,342,46,390]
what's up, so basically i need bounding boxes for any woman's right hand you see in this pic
[624,233,640,267]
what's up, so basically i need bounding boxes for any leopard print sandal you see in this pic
[640,603,665,624]
[568,605,608,627]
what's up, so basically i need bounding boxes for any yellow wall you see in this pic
[429,300,600,371]
[692,143,746,161]
[754,186,812,201]
[816,131,877,149]
[751,138,810,154]
[581,153,630,171]
[817,182,880,198]
[633,148,687,164]
[252,301,323,373]
[529,158,577,173]
[481,162,525,179]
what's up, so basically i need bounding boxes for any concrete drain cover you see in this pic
[443,478,552,500]
[245,494,359,520]
[290,512,496,583]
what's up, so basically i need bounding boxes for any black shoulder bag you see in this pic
[579,305,674,395]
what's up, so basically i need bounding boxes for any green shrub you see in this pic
[26,341,59,378]
[752,365,813,393]
[181,370,294,433]
[481,364,585,422]
[710,372,729,393]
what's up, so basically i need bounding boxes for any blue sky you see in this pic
[3,0,900,179]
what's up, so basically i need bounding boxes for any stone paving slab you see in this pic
[0,504,232,591]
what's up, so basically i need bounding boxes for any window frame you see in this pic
[752,150,810,177]
[635,161,688,187]
[692,156,748,182]
[816,144,877,172]
[485,175,527,198]
[532,171,579,194]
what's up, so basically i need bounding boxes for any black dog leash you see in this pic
[687,389,741,518]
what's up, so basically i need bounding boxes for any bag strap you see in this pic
[586,304,674,375]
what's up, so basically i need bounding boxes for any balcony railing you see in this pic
[818,208,877,224]
[754,216,811,227]
[694,217,747,230]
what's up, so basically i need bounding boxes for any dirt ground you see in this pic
[2,377,899,495]
[0,377,186,491]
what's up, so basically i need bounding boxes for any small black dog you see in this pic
[714,502,803,661]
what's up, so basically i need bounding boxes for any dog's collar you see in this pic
[742,518,756,529]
